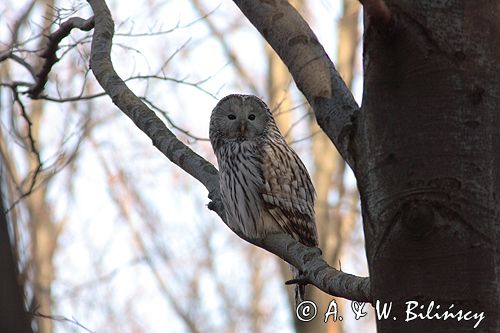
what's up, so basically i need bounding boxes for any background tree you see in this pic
[0,168,33,333]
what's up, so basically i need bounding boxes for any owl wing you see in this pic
[260,139,318,247]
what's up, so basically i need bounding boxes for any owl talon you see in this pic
[207,200,223,212]
[285,275,308,286]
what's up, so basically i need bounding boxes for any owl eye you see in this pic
[227,114,236,120]
[248,114,256,120]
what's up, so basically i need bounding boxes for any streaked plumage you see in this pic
[209,94,318,305]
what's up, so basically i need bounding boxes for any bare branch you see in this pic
[31,313,94,333]
[4,86,43,213]
[233,0,359,170]
[39,92,107,102]
[125,74,218,99]
[28,16,95,98]
[87,0,371,303]
[113,4,221,38]
[9,0,37,46]
[0,52,37,79]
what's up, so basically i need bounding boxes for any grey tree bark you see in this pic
[357,1,499,331]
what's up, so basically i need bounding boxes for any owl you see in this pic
[209,94,318,305]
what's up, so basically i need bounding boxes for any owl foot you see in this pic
[285,275,308,286]
[207,199,224,213]
[207,189,224,212]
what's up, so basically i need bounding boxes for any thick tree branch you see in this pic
[28,16,95,98]
[258,233,371,302]
[233,0,359,169]
[87,0,370,303]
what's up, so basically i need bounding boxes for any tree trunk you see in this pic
[27,99,57,333]
[357,1,499,332]
[0,170,33,333]
[28,4,57,331]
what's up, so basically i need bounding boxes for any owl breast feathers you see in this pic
[209,94,318,248]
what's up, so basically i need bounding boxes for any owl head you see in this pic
[209,94,275,147]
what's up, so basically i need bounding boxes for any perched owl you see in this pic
[209,94,318,305]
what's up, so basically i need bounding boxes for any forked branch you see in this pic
[28,16,95,98]
[87,0,371,303]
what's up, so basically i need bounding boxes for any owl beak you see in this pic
[240,123,246,135]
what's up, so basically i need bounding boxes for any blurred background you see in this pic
[0,0,374,332]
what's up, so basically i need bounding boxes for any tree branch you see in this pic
[4,85,43,213]
[28,16,95,98]
[86,0,221,215]
[0,52,37,79]
[257,233,371,302]
[87,0,371,303]
[232,0,359,170]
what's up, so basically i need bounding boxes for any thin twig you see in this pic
[125,75,218,99]
[38,92,107,102]
[9,0,37,46]
[140,97,210,142]
[31,312,95,333]
[5,86,43,213]
[0,51,37,79]
[113,4,221,38]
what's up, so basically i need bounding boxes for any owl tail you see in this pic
[290,264,306,307]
